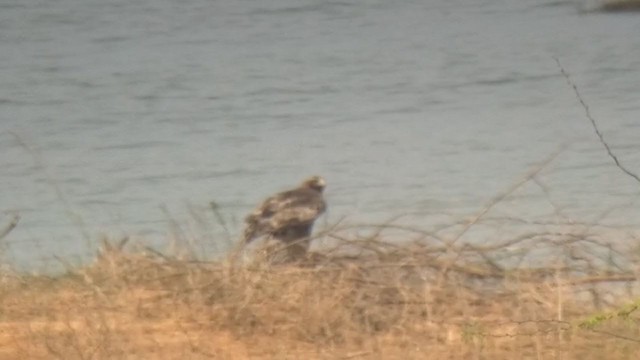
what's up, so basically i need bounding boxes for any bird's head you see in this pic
[301,175,326,192]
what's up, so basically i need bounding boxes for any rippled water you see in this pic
[2,0,640,270]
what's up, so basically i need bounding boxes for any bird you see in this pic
[242,176,327,261]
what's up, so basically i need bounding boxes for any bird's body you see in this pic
[243,176,327,261]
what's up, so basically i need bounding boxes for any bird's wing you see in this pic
[243,188,326,242]
[268,189,326,234]
[268,198,326,229]
[247,187,324,220]
[243,190,307,242]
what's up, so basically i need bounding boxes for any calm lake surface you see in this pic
[2,0,640,270]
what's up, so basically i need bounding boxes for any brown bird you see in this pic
[243,176,327,260]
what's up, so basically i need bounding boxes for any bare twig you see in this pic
[0,214,20,240]
[209,201,231,239]
[449,145,566,246]
[555,57,640,184]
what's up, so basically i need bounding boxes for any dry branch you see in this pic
[0,214,20,240]
[555,57,640,184]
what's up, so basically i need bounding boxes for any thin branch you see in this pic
[449,145,566,245]
[554,57,640,184]
[588,329,640,343]
[0,214,20,240]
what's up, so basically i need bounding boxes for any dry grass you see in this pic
[2,222,640,359]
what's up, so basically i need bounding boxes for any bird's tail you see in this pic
[243,226,257,244]
[243,216,263,244]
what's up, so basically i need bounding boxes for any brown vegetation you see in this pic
[2,219,640,359]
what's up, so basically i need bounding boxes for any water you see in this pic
[2,0,640,270]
